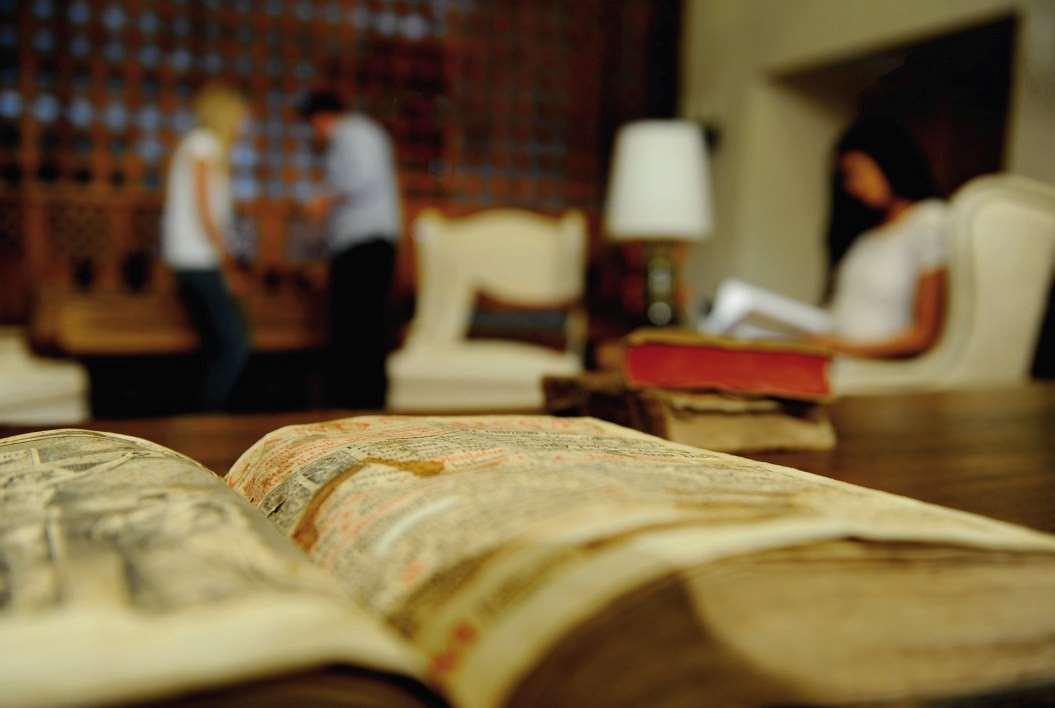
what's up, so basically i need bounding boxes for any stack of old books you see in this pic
[545,328,836,452]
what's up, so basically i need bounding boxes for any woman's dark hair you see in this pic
[835,117,938,201]
[823,117,940,300]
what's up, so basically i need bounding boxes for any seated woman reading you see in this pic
[703,118,948,359]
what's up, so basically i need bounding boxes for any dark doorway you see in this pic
[857,16,1016,198]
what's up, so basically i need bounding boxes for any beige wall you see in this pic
[680,0,1055,309]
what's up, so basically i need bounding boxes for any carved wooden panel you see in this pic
[1,0,654,332]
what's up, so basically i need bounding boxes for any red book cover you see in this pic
[623,329,832,401]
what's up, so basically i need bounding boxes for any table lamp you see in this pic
[605,119,712,326]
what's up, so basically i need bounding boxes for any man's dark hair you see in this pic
[299,90,346,120]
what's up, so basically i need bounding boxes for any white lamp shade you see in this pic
[605,120,713,241]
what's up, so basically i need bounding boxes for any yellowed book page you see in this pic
[648,396,837,452]
[227,416,1055,708]
[0,429,423,708]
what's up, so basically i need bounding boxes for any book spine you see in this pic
[625,344,830,399]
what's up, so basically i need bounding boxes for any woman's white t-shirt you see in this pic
[829,199,949,342]
[162,128,232,270]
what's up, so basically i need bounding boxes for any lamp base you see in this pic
[644,242,679,327]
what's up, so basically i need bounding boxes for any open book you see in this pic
[701,278,833,339]
[3,417,1055,707]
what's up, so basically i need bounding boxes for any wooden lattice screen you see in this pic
[0,0,672,338]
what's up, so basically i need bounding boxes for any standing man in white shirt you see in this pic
[300,90,401,409]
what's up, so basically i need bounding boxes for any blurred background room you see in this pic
[1,0,1053,423]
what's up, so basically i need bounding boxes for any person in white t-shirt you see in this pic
[162,84,251,410]
[703,118,948,359]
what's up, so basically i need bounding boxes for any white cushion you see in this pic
[388,340,580,411]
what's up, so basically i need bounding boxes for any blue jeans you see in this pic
[174,269,250,411]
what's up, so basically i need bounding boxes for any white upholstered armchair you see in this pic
[833,175,1055,395]
[386,208,586,410]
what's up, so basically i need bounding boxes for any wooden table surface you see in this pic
[756,383,1055,535]
[2,384,1054,706]
[5,383,1053,534]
